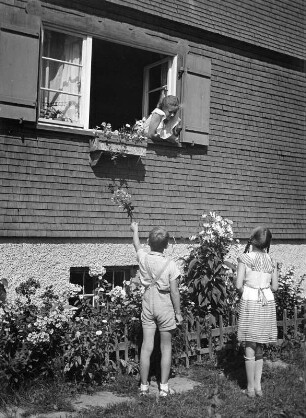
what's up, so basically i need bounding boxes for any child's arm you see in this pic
[271,264,278,292]
[130,222,141,252]
[170,277,183,325]
[235,261,246,294]
[147,112,163,140]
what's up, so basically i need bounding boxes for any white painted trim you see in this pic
[81,36,92,130]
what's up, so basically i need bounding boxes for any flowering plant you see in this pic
[183,212,237,325]
[95,118,147,144]
[274,265,306,320]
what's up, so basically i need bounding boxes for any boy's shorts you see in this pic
[141,286,176,331]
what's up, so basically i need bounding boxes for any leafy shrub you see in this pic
[182,212,239,325]
[274,265,306,320]
[0,279,79,389]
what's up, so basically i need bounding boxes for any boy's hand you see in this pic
[175,312,183,326]
[130,222,138,232]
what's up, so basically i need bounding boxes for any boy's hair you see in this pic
[158,95,180,112]
[148,227,170,252]
[244,226,272,253]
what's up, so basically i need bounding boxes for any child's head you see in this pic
[244,226,272,253]
[148,227,170,252]
[159,95,180,120]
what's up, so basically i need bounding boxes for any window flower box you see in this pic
[89,126,147,166]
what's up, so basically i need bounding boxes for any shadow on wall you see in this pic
[149,142,208,159]
[91,153,146,182]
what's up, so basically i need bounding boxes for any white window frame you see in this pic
[39,26,177,131]
[39,27,92,129]
[142,56,177,118]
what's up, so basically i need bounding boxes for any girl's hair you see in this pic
[148,227,170,252]
[244,226,272,253]
[158,95,180,111]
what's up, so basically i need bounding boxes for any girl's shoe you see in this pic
[242,389,255,398]
[255,389,263,397]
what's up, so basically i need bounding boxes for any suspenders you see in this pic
[144,255,171,288]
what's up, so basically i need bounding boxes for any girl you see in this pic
[236,226,278,398]
[143,95,182,143]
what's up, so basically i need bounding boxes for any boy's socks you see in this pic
[140,383,149,391]
[160,383,169,392]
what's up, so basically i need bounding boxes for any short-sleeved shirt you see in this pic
[143,108,181,140]
[137,248,180,291]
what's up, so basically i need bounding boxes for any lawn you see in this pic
[2,346,304,418]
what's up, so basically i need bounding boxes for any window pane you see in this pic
[148,89,166,113]
[40,30,83,124]
[149,62,168,91]
[43,30,83,64]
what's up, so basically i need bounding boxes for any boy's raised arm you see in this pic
[130,222,141,252]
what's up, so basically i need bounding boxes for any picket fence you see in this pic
[108,307,304,368]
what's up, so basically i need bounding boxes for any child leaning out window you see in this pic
[143,95,182,143]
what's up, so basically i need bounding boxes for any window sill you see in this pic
[37,121,95,136]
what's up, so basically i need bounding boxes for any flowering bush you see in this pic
[0,279,80,388]
[183,212,239,325]
[274,265,306,320]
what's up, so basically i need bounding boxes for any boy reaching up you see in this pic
[130,222,183,397]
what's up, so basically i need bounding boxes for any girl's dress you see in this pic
[238,251,277,344]
[143,108,181,140]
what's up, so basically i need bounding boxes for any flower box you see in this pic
[89,133,147,166]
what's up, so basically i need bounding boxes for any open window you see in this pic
[0,6,212,147]
[39,28,177,131]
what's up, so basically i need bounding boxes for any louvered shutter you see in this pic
[0,7,41,122]
[179,53,211,146]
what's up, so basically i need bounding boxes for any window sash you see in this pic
[38,28,92,128]
[143,56,177,117]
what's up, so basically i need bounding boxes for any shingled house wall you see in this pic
[0,0,305,296]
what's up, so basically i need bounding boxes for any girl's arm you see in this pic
[147,112,163,140]
[236,261,246,294]
[271,265,278,292]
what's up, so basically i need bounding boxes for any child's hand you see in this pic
[172,126,182,137]
[175,312,183,326]
[130,222,139,232]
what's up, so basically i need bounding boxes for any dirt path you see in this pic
[0,376,201,418]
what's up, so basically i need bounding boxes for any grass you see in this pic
[0,346,305,418]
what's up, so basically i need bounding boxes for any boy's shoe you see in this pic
[159,386,175,397]
[255,389,263,397]
[139,383,149,396]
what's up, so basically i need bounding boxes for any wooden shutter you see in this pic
[179,53,211,146]
[0,7,41,122]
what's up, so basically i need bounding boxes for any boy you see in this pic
[130,222,183,397]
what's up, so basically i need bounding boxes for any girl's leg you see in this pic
[254,343,263,396]
[245,341,256,396]
[159,330,173,385]
[140,328,156,386]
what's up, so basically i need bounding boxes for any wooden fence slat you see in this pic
[196,320,201,362]
[185,322,190,368]
[219,315,224,349]
[294,307,298,338]
[124,325,129,361]
[208,316,213,359]
[283,309,287,337]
